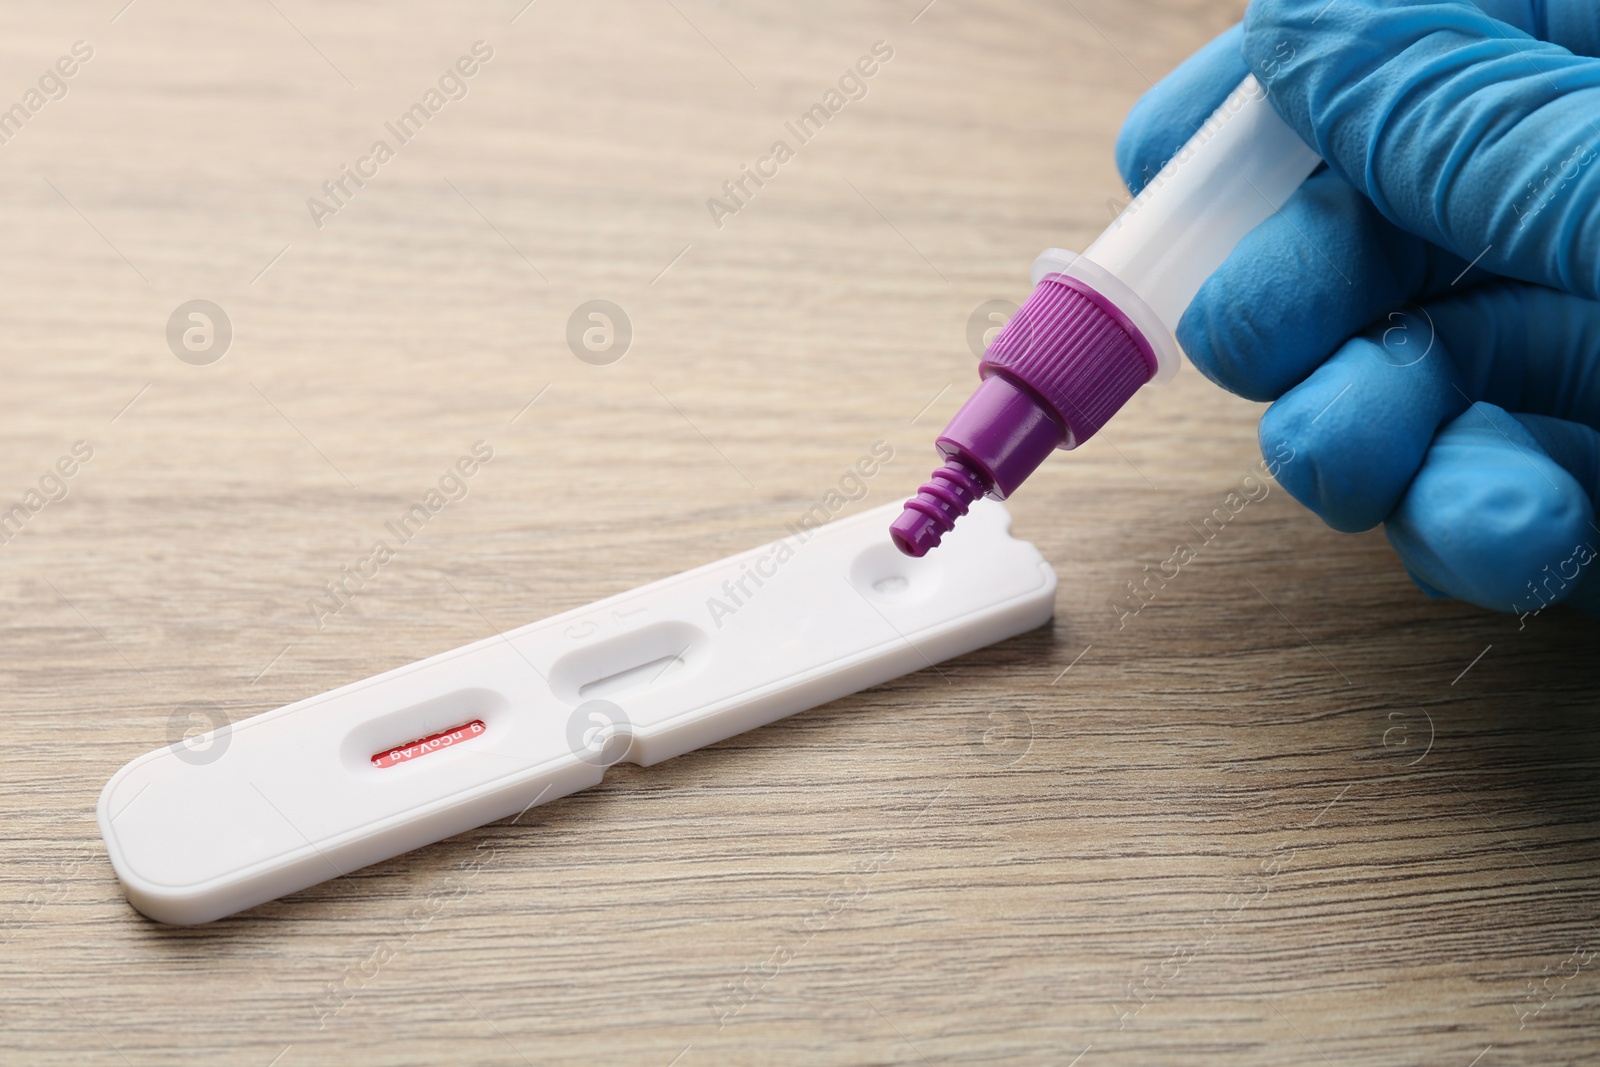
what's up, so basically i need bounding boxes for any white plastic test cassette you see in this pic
[98,500,1056,924]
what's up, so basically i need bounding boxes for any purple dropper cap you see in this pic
[889,273,1158,557]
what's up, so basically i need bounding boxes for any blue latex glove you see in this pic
[1114,0,1600,617]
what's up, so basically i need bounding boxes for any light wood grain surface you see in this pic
[1,0,1597,1064]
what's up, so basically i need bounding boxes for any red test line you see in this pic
[372,720,486,769]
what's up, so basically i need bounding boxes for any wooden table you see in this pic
[1,0,1596,1063]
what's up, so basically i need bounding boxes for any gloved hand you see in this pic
[1115,0,1600,617]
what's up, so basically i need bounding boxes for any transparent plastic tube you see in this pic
[891,76,1323,557]
[1082,75,1324,335]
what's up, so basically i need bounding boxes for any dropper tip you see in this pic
[889,508,940,558]
[889,457,989,558]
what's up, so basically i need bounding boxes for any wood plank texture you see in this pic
[0,1,1595,1064]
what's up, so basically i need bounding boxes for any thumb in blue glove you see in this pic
[1115,0,1600,616]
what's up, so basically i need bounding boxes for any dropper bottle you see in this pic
[890,75,1322,557]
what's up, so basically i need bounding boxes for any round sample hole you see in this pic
[850,542,943,605]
